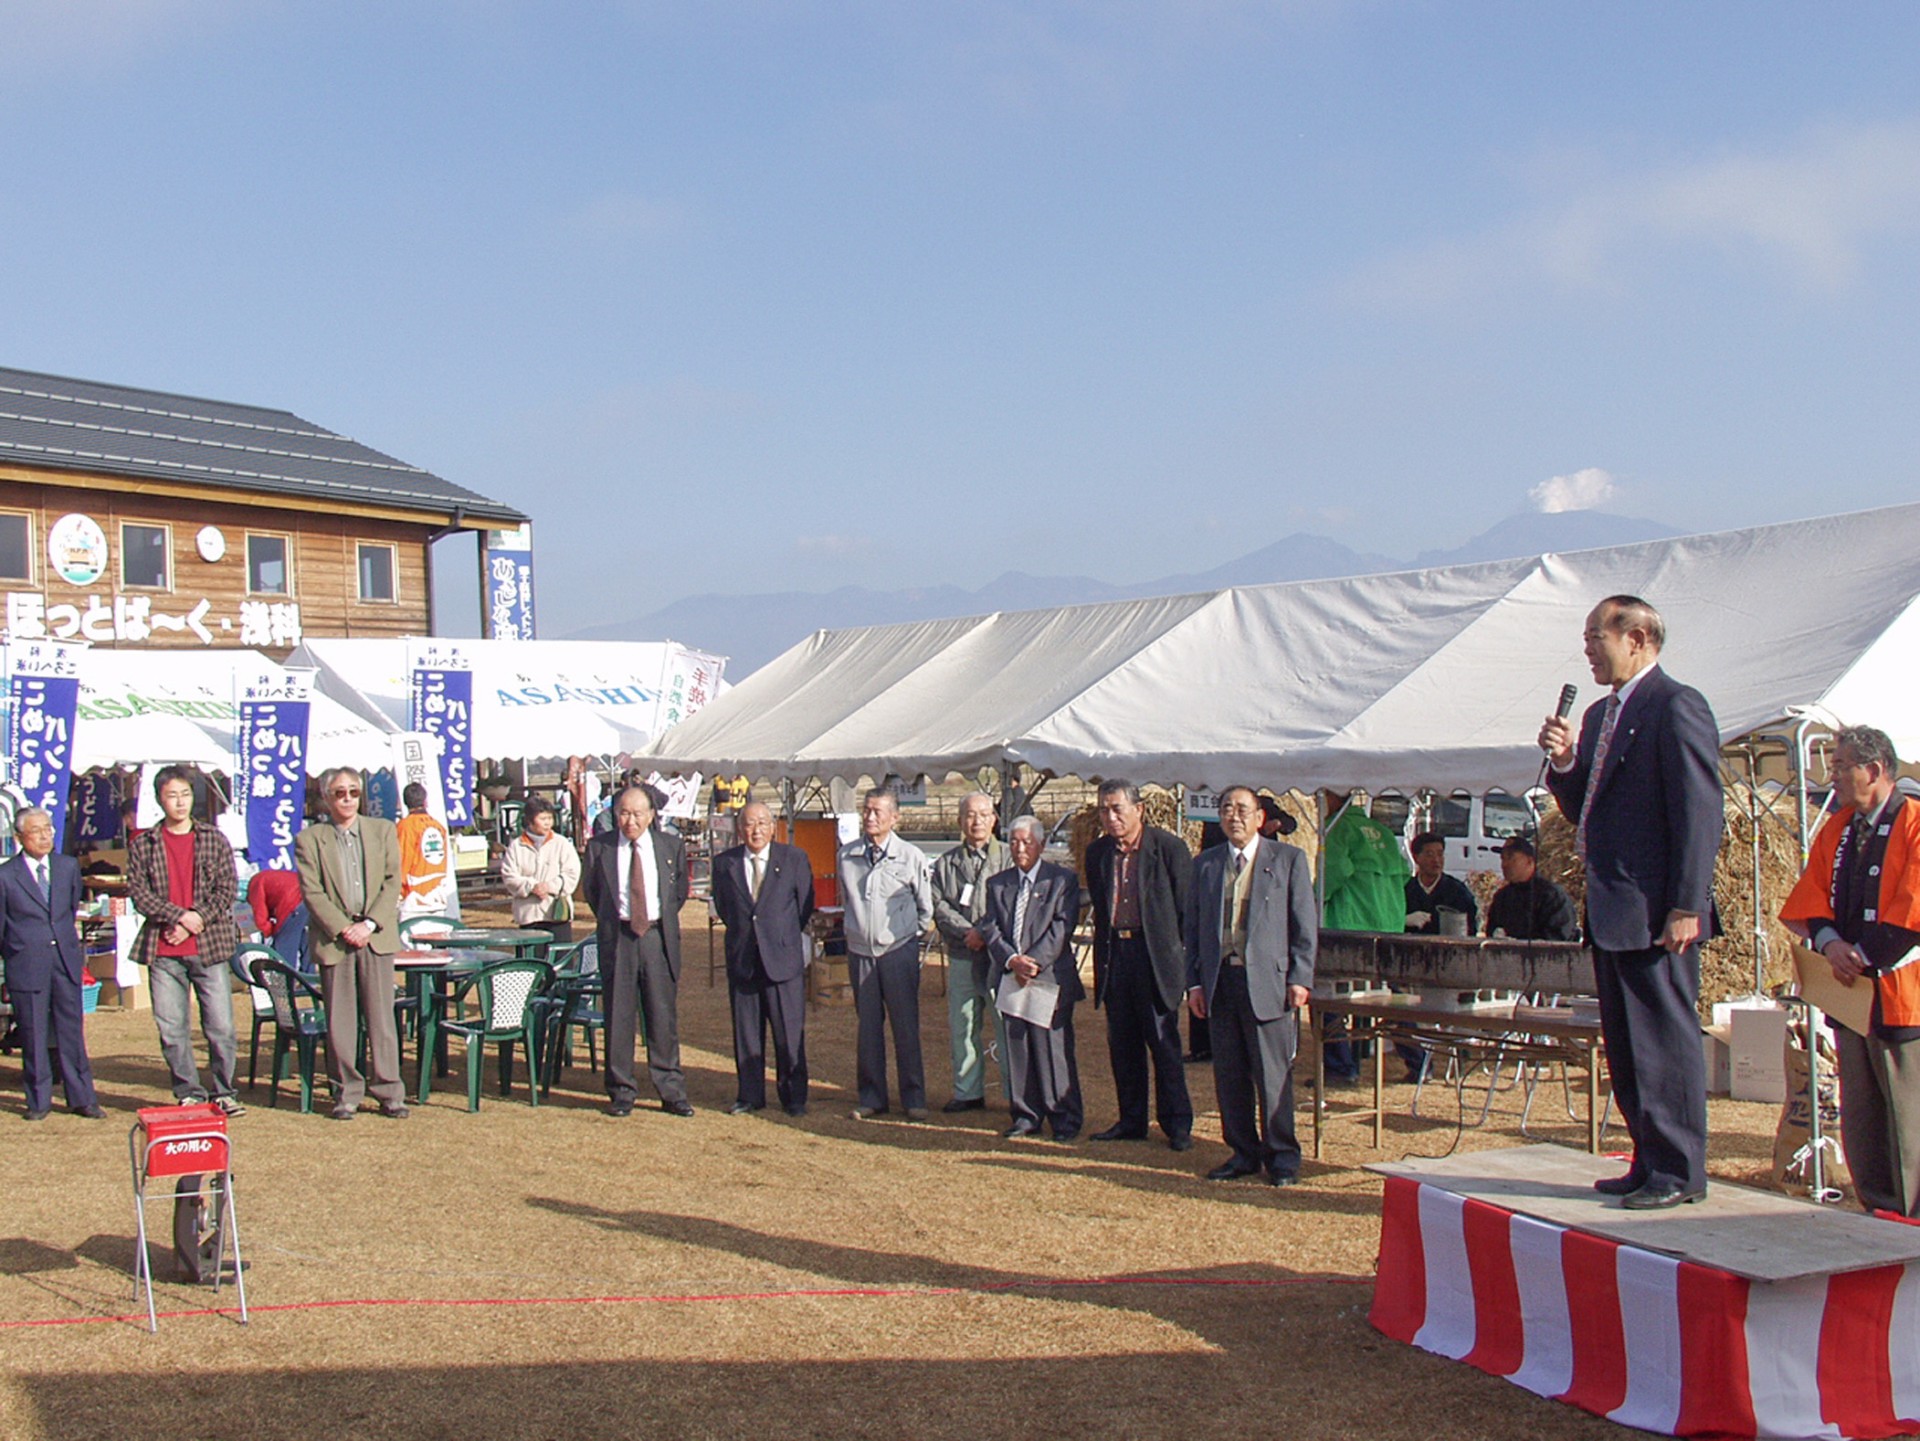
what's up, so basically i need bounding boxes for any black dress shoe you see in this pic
[943,1097,986,1113]
[607,1100,634,1117]
[784,1104,808,1117]
[1091,1124,1147,1142]
[727,1100,763,1115]
[328,1108,356,1121]
[24,1108,49,1122]
[1620,1183,1706,1211]
[662,1099,695,1117]
[1593,1172,1645,1197]
[1267,1171,1300,1188]
[72,1104,106,1119]
[1207,1160,1261,1181]
[1003,1122,1041,1138]
[1168,1133,1194,1153]
[1051,1130,1079,1143]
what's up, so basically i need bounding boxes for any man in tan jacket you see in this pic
[295,767,407,1120]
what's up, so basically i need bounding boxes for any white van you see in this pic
[1369,788,1542,878]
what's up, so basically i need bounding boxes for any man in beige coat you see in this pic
[295,767,407,1120]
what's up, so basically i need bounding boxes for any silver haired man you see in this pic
[930,792,1012,1112]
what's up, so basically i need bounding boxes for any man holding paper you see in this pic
[1186,786,1317,1187]
[979,816,1083,1141]
[1781,724,1920,1217]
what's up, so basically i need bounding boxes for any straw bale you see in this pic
[1537,788,1807,1013]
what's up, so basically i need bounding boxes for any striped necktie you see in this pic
[36,860,51,902]
[1013,872,1033,954]
[1575,693,1623,863]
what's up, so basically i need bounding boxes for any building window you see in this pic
[121,522,171,589]
[0,512,30,582]
[247,534,291,595]
[357,542,396,602]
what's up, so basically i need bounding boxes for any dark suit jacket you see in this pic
[294,816,402,967]
[126,822,240,967]
[980,860,1084,1004]
[0,852,86,992]
[1546,664,1723,952]
[1186,838,1317,1022]
[582,826,687,979]
[710,841,816,985]
[1085,825,1191,1011]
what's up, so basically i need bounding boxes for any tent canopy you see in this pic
[640,502,1920,795]
[287,638,725,763]
[69,649,391,774]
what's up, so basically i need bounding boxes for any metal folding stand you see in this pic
[1778,996,1845,1205]
[128,1103,249,1332]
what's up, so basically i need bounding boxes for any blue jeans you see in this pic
[148,954,239,1100]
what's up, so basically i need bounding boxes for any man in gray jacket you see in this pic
[838,788,933,1121]
[930,792,1011,1113]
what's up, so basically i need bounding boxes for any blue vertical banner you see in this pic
[5,640,83,847]
[237,670,312,870]
[484,523,537,640]
[408,642,473,827]
[69,772,119,844]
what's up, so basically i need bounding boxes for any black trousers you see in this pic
[1103,935,1192,1138]
[1594,943,1707,1192]
[602,924,685,1106]
[1210,965,1300,1176]
[729,969,808,1110]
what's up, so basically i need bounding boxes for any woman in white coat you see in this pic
[500,797,584,944]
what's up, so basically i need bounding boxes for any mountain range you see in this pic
[569,510,1680,678]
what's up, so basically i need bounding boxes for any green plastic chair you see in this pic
[534,939,603,1096]
[417,959,555,1111]
[246,949,328,1114]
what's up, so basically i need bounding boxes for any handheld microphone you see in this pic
[1536,683,1579,784]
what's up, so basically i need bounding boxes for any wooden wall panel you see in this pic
[0,473,448,654]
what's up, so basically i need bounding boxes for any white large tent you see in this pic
[288,638,726,762]
[69,649,391,773]
[640,503,1920,794]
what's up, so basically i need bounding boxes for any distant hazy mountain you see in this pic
[570,511,1681,677]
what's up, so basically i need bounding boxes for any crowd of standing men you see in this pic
[6,589,1919,1226]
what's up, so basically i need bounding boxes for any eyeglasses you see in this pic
[329,788,362,798]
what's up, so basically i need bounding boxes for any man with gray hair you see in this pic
[295,767,407,1120]
[1782,724,1920,1216]
[980,815,1084,1139]
[930,791,1011,1113]
[838,787,934,1121]
[0,807,103,1119]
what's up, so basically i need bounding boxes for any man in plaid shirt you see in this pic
[126,767,243,1114]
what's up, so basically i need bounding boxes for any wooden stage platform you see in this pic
[1368,1144,1920,1439]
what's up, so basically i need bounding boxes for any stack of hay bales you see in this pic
[1536,788,1807,1014]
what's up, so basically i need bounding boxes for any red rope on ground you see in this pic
[0,1272,1371,1331]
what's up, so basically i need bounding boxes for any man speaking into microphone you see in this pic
[1539,595,1723,1210]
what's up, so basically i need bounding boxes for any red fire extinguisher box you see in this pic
[135,1104,230,1179]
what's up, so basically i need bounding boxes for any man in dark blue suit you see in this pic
[1541,595,1723,1210]
[979,816,1084,1140]
[710,801,816,1116]
[0,808,103,1120]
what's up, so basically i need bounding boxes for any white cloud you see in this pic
[1529,467,1617,514]
[558,193,689,244]
[795,534,867,556]
[1342,119,1920,308]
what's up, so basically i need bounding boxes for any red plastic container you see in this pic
[135,1104,229,1179]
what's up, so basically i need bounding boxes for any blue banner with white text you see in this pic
[7,659,81,848]
[409,666,474,827]
[239,698,310,870]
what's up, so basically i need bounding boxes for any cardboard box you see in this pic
[1731,1004,1789,1103]
[1702,1023,1732,1096]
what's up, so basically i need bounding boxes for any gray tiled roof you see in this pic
[0,365,527,524]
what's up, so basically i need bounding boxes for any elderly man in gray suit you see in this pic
[980,815,1084,1141]
[1186,785,1317,1186]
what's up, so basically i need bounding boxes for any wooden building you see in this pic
[0,366,528,655]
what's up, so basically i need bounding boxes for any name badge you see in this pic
[960,883,974,907]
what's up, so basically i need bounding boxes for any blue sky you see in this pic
[4,2,1917,640]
